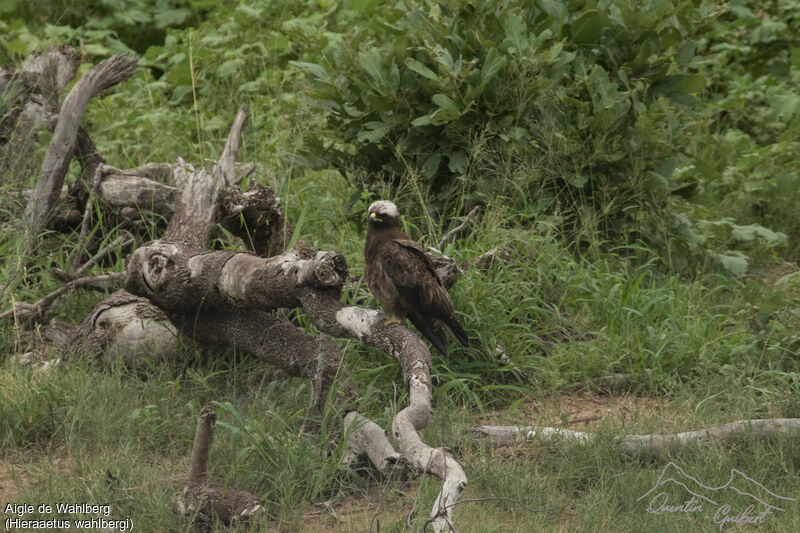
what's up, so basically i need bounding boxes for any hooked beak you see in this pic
[370,212,382,222]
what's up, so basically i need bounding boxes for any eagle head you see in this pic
[367,200,400,228]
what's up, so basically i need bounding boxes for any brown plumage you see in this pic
[364,200,468,357]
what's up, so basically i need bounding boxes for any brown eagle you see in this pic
[364,200,468,357]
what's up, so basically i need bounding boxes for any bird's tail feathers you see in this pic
[408,313,449,357]
[445,316,469,347]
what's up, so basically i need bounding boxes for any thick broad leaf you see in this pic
[432,93,459,111]
[431,45,454,73]
[359,49,384,83]
[730,224,787,245]
[709,251,749,276]
[430,106,461,125]
[657,156,678,179]
[448,151,468,173]
[645,171,669,192]
[357,121,392,143]
[776,172,798,196]
[503,12,529,53]
[481,48,507,85]
[411,114,433,126]
[406,58,440,83]
[422,153,441,178]
[217,59,244,78]
[289,61,330,83]
[0,0,18,13]
[678,75,706,94]
[154,7,190,29]
[570,9,610,44]
[537,0,565,20]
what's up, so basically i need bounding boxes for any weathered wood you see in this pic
[0,46,80,183]
[219,183,305,258]
[24,55,137,237]
[438,205,481,249]
[297,293,467,531]
[189,406,216,483]
[0,273,124,322]
[464,419,800,458]
[165,108,247,246]
[64,290,182,370]
[179,405,263,530]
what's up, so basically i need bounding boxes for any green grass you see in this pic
[2,0,800,531]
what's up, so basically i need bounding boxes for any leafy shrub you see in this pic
[292,0,718,230]
[0,0,204,61]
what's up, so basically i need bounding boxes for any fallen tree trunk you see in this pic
[465,418,800,458]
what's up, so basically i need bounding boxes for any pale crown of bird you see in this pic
[368,200,399,219]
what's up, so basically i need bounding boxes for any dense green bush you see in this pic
[0,0,205,61]
[293,1,716,228]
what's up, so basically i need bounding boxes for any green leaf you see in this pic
[730,224,786,245]
[432,93,459,111]
[154,7,190,29]
[406,58,440,83]
[422,153,441,178]
[357,121,392,143]
[289,61,330,83]
[0,0,18,13]
[709,251,749,276]
[570,10,610,44]
[430,107,460,125]
[359,49,384,83]
[411,114,433,127]
[447,151,468,173]
[566,173,588,188]
[678,75,706,94]
[481,48,507,85]
[217,59,244,78]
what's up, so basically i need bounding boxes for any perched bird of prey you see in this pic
[364,200,468,357]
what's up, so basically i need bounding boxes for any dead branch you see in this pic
[73,164,106,267]
[0,273,124,322]
[24,55,137,238]
[188,406,216,483]
[297,294,467,531]
[114,109,466,531]
[465,245,511,271]
[464,418,800,458]
[179,405,263,529]
[165,107,246,246]
[438,205,480,250]
[0,46,80,183]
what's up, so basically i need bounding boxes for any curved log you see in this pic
[464,419,800,458]
[298,292,467,531]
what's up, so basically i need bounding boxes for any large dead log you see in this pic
[23,55,137,238]
[114,109,465,531]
